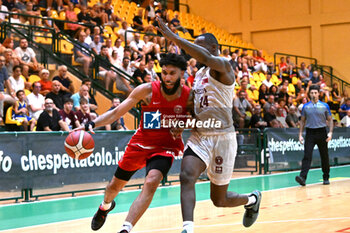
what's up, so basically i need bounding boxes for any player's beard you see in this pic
[161,77,181,95]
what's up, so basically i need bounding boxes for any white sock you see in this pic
[119,221,133,232]
[183,221,194,233]
[245,195,257,206]
[101,201,111,210]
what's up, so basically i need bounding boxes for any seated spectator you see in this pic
[74,30,92,75]
[262,73,273,89]
[143,74,152,83]
[256,50,274,73]
[132,61,148,83]
[52,65,74,94]
[65,2,82,36]
[99,46,117,91]
[77,5,94,25]
[71,84,89,111]
[116,57,134,96]
[90,34,103,54]
[59,98,80,130]
[263,106,281,128]
[340,109,350,127]
[103,1,121,25]
[308,70,322,86]
[36,98,69,131]
[286,105,299,128]
[185,58,197,88]
[0,0,9,23]
[75,97,92,126]
[0,55,16,123]
[90,4,108,26]
[278,84,290,102]
[258,83,268,106]
[8,65,25,94]
[117,21,134,43]
[46,80,66,110]
[269,85,279,100]
[249,105,267,130]
[298,97,308,113]
[339,98,350,119]
[132,8,145,31]
[143,36,161,61]
[130,33,146,55]
[105,38,113,56]
[82,79,98,116]
[12,90,36,131]
[145,59,159,82]
[144,0,156,22]
[4,48,19,77]
[27,81,45,120]
[278,56,288,78]
[110,49,121,67]
[113,38,124,65]
[232,90,253,128]
[286,56,296,76]
[84,27,93,45]
[276,107,289,128]
[237,64,252,82]
[298,62,310,86]
[23,1,40,25]
[14,38,42,79]
[170,13,188,33]
[167,40,181,55]
[263,94,275,114]
[295,87,307,104]
[39,69,52,96]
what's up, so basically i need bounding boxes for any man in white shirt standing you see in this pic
[27,81,45,120]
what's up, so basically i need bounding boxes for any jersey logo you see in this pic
[202,77,209,84]
[174,105,183,114]
[143,110,161,129]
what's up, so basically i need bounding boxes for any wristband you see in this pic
[85,121,95,131]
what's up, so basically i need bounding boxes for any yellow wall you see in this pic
[182,0,350,83]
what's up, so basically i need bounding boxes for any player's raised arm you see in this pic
[156,17,232,76]
[81,83,152,131]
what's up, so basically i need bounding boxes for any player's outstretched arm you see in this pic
[156,17,230,74]
[77,83,152,132]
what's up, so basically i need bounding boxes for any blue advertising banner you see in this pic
[266,127,350,171]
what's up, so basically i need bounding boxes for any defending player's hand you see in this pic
[73,121,95,134]
[156,16,175,41]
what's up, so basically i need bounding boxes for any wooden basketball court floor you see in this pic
[1,165,350,233]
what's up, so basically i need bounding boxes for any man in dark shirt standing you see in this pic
[36,98,69,131]
[296,85,333,186]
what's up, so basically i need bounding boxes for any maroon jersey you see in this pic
[128,81,190,153]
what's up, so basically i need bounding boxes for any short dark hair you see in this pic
[13,65,22,72]
[79,97,88,105]
[63,98,73,104]
[159,53,187,71]
[309,84,320,93]
[16,90,24,97]
[199,33,218,47]
[82,79,91,85]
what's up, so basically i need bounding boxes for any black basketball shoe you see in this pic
[91,200,116,231]
[243,190,262,227]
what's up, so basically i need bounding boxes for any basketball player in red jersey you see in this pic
[81,53,190,233]
[157,18,262,233]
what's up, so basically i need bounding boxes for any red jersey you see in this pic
[128,81,190,153]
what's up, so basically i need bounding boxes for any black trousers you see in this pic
[300,127,330,180]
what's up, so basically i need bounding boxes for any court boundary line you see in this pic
[1,177,349,232]
[2,165,349,208]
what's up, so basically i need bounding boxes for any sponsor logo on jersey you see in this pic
[174,105,183,114]
[143,110,161,129]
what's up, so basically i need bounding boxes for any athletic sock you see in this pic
[119,221,133,232]
[100,201,112,211]
[245,195,257,207]
[183,221,194,233]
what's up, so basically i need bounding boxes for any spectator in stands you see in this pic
[143,73,152,83]
[77,5,94,25]
[90,34,103,54]
[249,105,267,130]
[0,55,16,123]
[221,49,231,61]
[8,65,25,94]
[65,2,82,35]
[117,21,134,43]
[46,80,66,110]
[258,83,268,106]
[132,8,145,31]
[104,1,121,25]
[331,82,342,102]
[309,70,322,86]
[286,56,296,76]
[27,81,45,120]
[295,87,307,104]
[170,13,188,33]
[4,48,19,76]
[14,38,41,79]
[99,45,117,91]
[132,61,148,83]
[130,33,146,55]
[269,85,279,100]
[144,0,156,22]
[229,53,238,76]
[298,62,310,86]
[83,27,93,45]
[74,30,92,75]
[237,63,252,83]
[110,49,121,67]
[71,84,89,111]
[278,83,290,102]
[38,69,52,96]
[113,38,124,65]
[23,1,40,25]
[262,73,273,88]
[145,59,159,82]
[298,97,308,113]
[340,109,350,127]
[116,56,133,96]
[339,98,350,119]
[75,97,91,126]
[276,107,289,128]
[52,65,74,94]
[233,90,253,128]
[90,4,108,26]
[263,94,275,114]
[278,56,288,78]
[286,105,299,128]
[0,0,9,23]
[81,79,98,117]
[143,35,161,61]
[130,51,142,72]
[59,98,80,130]
[264,105,281,128]
[104,38,113,56]
[12,90,36,131]
[36,98,69,131]
[168,40,181,55]
[185,58,197,88]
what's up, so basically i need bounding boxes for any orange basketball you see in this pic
[64,130,95,160]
